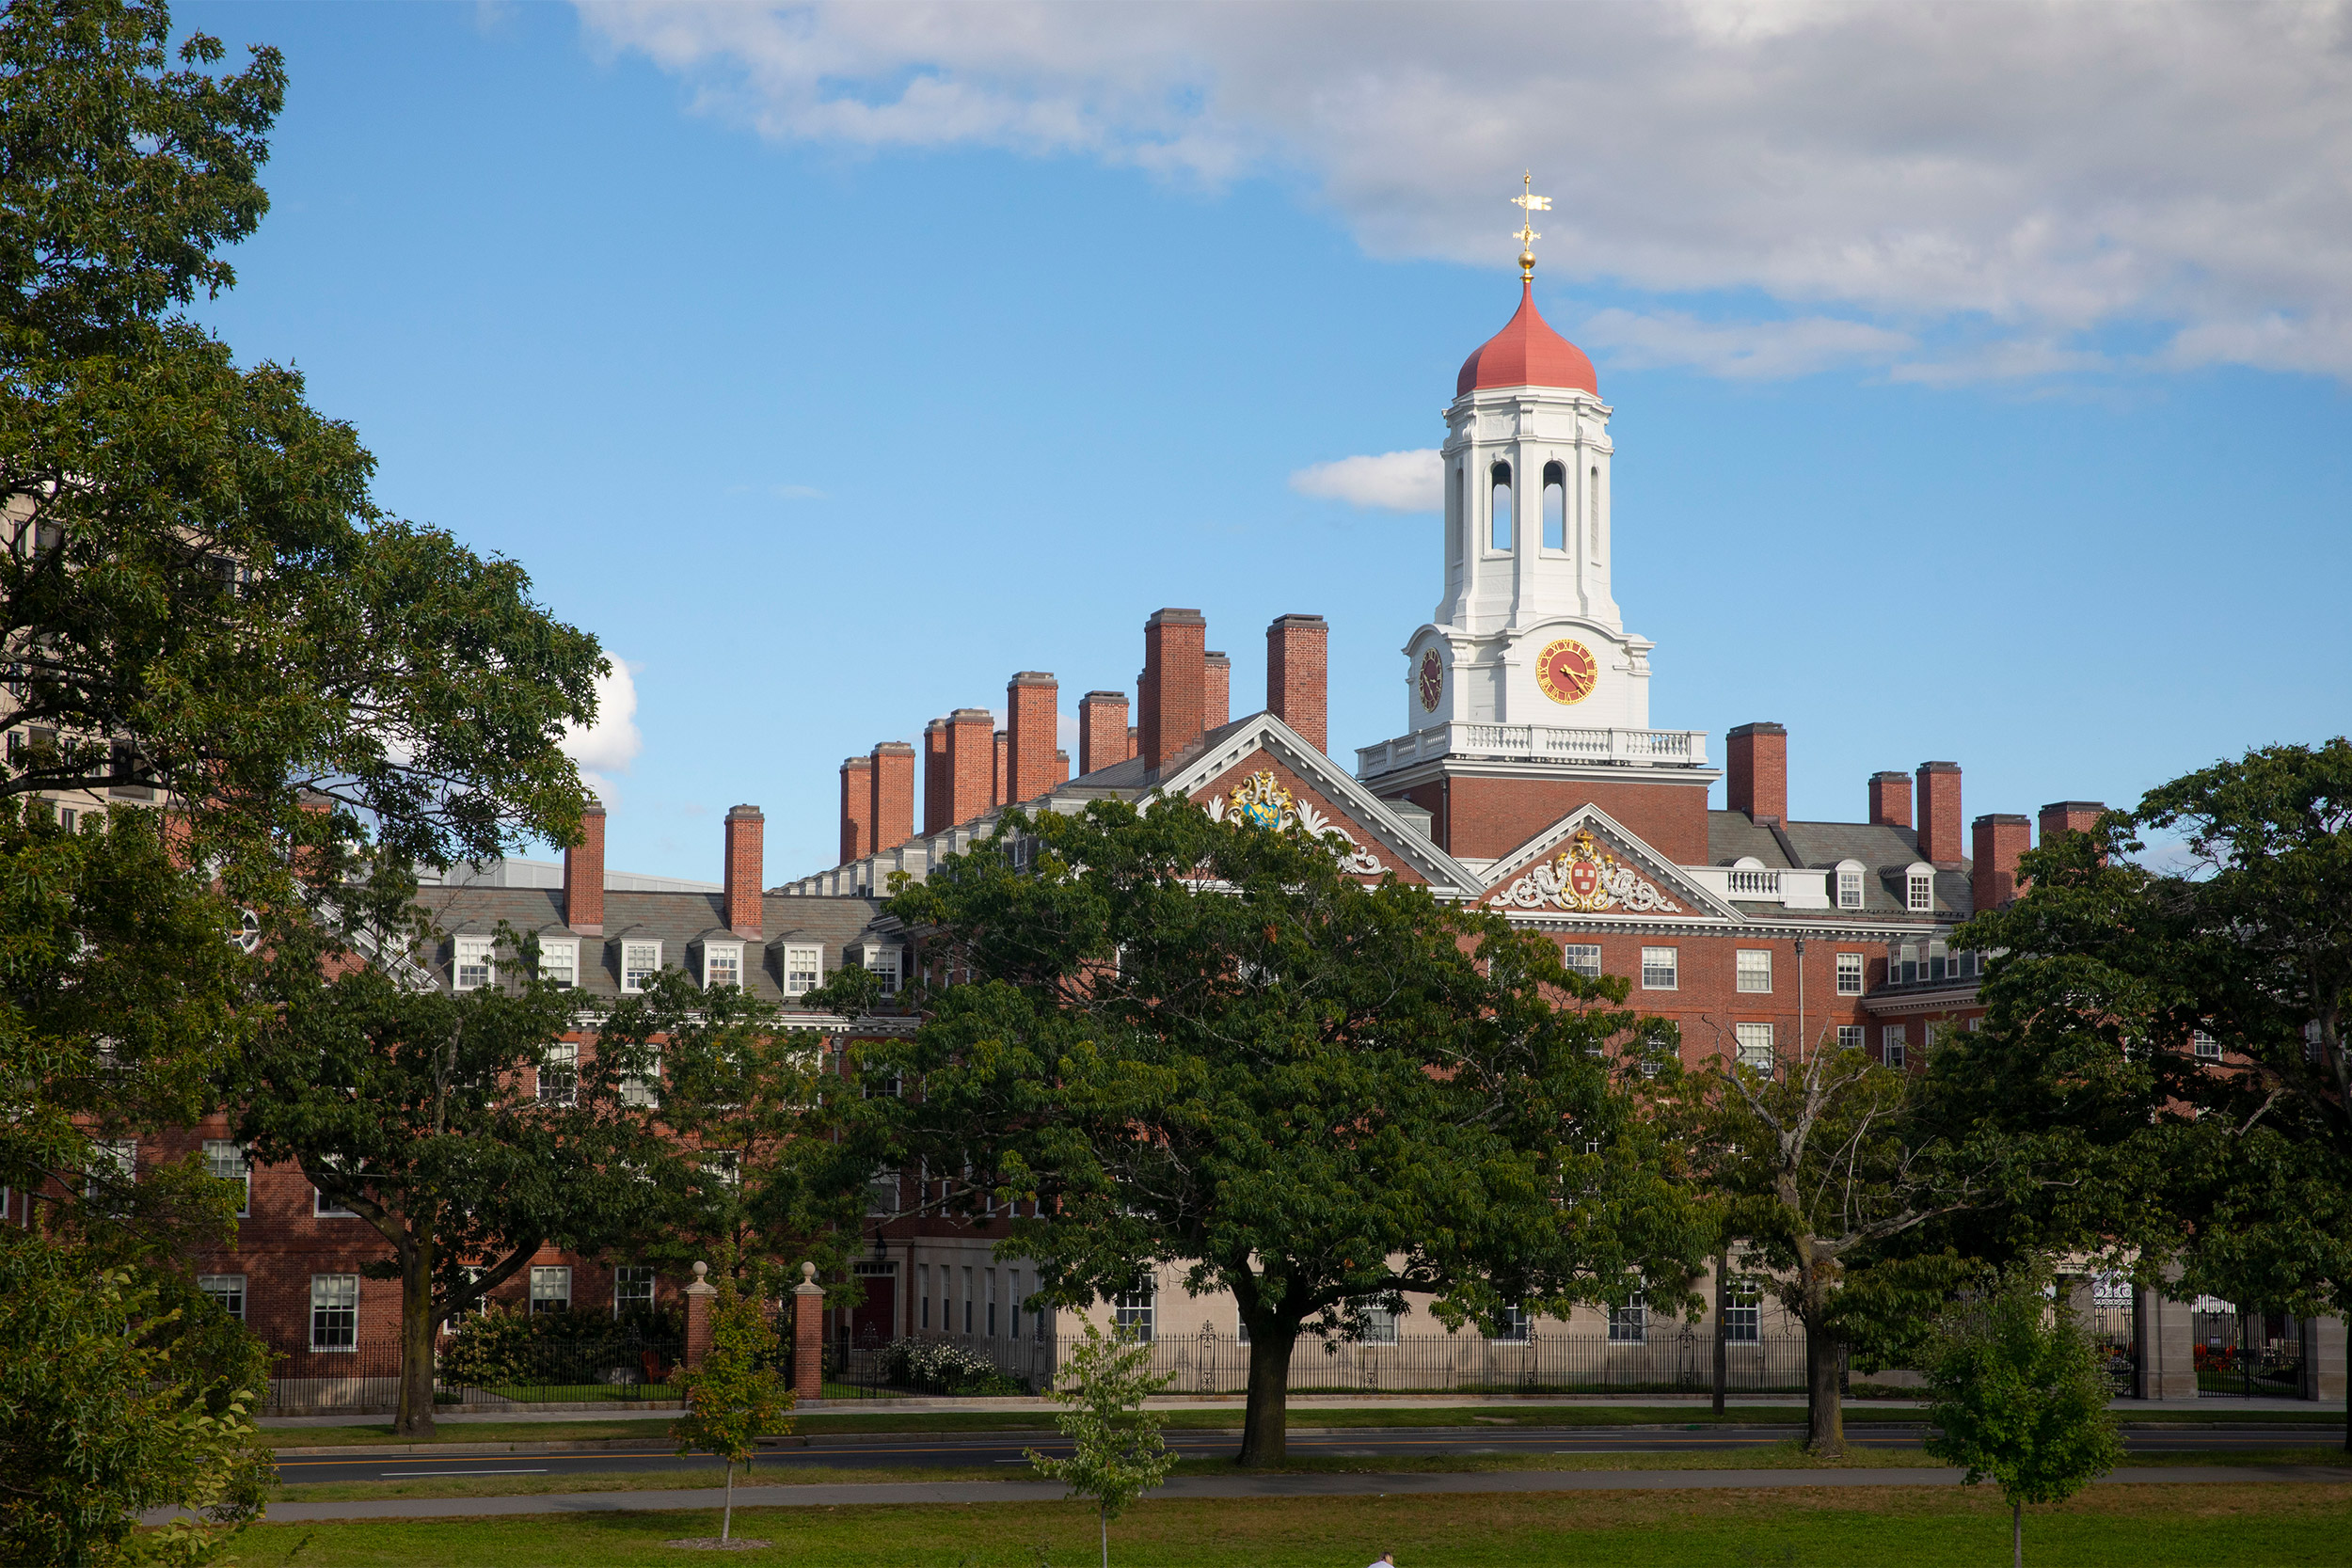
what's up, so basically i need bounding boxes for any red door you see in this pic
[849,1273,897,1349]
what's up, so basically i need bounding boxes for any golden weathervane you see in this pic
[1512,171,1551,281]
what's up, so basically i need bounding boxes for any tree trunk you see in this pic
[2011,1497,2022,1568]
[1100,1499,1108,1568]
[1236,1329,1296,1467]
[723,1461,734,1543]
[1711,1249,1728,1416]
[1804,1314,1845,1458]
[393,1230,437,1438]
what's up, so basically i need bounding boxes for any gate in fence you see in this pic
[2189,1301,2302,1397]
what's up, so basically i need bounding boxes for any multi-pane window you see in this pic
[1608,1291,1647,1343]
[1735,1023,1774,1070]
[2309,1022,2326,1064]
[314,1181,357,1217]
[703,943,741,990]
[310,1275,358,1351]
[538,939,578,989]
[613,1266,655,1316]
[539,1039,578,1105]
[198,1274,246,1323]
[1115,1285,1156,1343]
[622,942,661,992]
[1735,950,1772,993]
[530,1265,572,1315]
[1836,953,1864,995]
[866,1167,901,1216]
[1561,943,1601,979]
[1836,866,1864,910]
[1882,1024,1907,1069]
[2191,1030,2222,1061]
[620,1049,660,1109]
[453,935,496,990]
[1488,1305,1532,1343]
[865,947,902,997]
[784,946,823,996]
[1906,871,1934,912]
[1836,1024,1866,1052]
[1723,1288,1760,1344]
[1640,946,1678,990]
[1359,1304,1400,1344]
[203,1139,251,1216]
[703,1150,741,1193]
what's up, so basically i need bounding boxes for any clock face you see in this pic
[1535,639,1599,705]
[1417,649,1444,712]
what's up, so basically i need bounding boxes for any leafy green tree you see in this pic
[0,1236,272,1568]
[235,922,674,1438]
[1690,1030,1987,1457]
[598,967,884,1295]
[1944,739,2352,1449]
[1025,1323,1176,1568]
[671,1248,794,1546]
[3,1,605,899]
[1921,1264,2124,1568]
[878,798,1708,1466]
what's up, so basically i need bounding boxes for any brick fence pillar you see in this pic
[794,1261,825,1402]
[683,1260,716,1370]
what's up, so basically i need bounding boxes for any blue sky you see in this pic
[182,3,2352,883]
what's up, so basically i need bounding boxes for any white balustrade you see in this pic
[1359,723,1711,780]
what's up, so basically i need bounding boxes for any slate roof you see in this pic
[414,886,888,1008]
[1707,810,1973,921]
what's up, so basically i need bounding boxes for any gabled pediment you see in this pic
[1152,713,1484,895]
[1477,803,1740,920]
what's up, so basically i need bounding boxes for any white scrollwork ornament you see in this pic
[1496,829,1678,914]
[1205,770,1386,876]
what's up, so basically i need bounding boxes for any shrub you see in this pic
[438,1303,684,1389]
[881,1337,1026,1395]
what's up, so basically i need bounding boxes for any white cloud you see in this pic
[1577,309,1912,380]
[578,0,2352,380]
[1289,449,1441,512]
[561,658,644,802]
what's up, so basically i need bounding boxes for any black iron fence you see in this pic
[260,1330,685,1417]
[2086,1304,2138,1396]
[2190,1305,2302,1398]
[821,1324,1818,1401]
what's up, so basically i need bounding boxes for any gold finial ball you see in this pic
[1519,248,1537,275]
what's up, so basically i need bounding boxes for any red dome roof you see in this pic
[1455,280,1597,398]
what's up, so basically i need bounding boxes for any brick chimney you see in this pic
[1726,721,1788,824]
[2039,800,2106,843]
[992,730,1009,806]
[1079,690,1130,777]
[870,741,915,851]
[839,756,873,864]
[1203,652,1231,731]
[723,804,764,939]
[922,719,951,835]
[564,796,605,935]
[1971,814,2029,912]
[1006,673,1058,805]
[1139,608,1207,773]
[1868,770,1913,830]
[1916,761,1963,865]
[1055,749,1071,785]
[946,709,994,826]
[1266,613,1328,753]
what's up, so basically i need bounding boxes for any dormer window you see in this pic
[1836,861,1865,911]
[1905,864,1935,912]
[699,942,742,990]
[620,940,661,993]
[782,944,822,996]
[537,938,577,990]
[453,935,496,991]
[855,943,902,997]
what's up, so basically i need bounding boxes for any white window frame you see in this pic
[1608,1291,1647,1344]
[866,1166,901,1216]
[620,1048,661,1109]
[1836,1024,1865,1052]
[310,1274,358,1351]
[453,934,497,991]
[529,1264,572,1315]
[1734,1022,1774,1070]
[2192,1029,2222,1062]
[1735,949,1772,994]
[1882,1024,1907,1069]
[621,940,662,993]
[1359,1303,1400,1344]
[538,1038,578,1105]
[1640,946,1678,990]
[783,944,823,996]
[1115,1284,1156,1343]
[861,944,903,997]
[1836,952,1865,995]
[536,937,578,990]
[1836,861,1865,911]
[203,1138,250,1217]
[198,1274,246,1322]
[1561,943,1601,979]
[701,941,743,990]
[314,1183,357,1218]
[1723,1287,1760,1345]
[1487,1304,1532,1343]
[1905,863,1935,913]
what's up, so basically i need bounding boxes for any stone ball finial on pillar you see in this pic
[683,1260,718,1370]
[792,1259,825,1403]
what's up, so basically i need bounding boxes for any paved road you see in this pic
[233,1462,2352,1525]
[270,1421,2330,1488]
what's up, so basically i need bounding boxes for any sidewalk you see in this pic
[221,1463,2352,1524]
[256,1391,2328,1429]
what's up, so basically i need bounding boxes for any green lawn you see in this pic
[224,1485,2352,1566]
